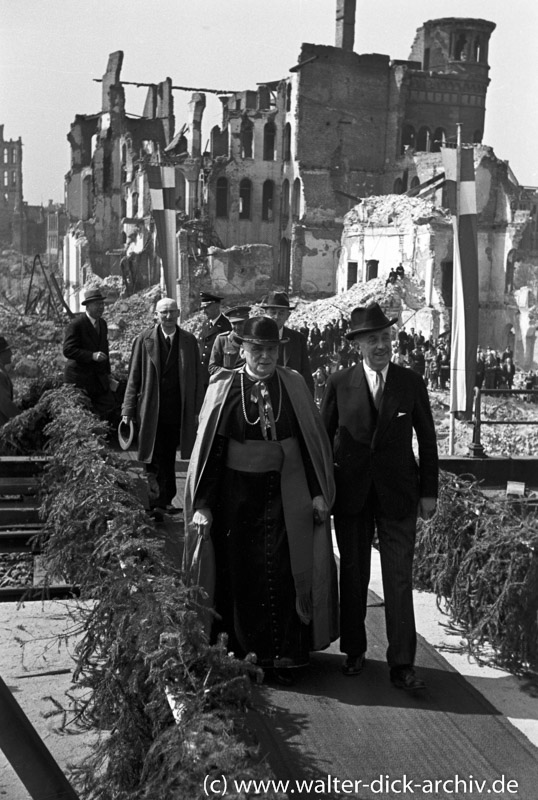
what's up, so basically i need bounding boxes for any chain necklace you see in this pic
[240,370,282,426]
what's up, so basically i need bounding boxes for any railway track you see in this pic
[0,456,79,602]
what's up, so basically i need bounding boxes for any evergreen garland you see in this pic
[2,386,282,799]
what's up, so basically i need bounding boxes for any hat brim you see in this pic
[258,303,295,311]
[345,317,398,340]
[118,419,136,450]
[237,336,289,346]
[82,296,106,305]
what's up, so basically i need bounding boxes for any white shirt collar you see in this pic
[160,325,176,340]
[362,360,389,391]
[86,311,98,325]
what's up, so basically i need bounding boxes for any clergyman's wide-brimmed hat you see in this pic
[199,291,224,307]
[0,336,11,354]
[225,305,251,323]
[258,291,296,310]
[235,316,288,346]
[345,302,398,340]
[81,288,106,305]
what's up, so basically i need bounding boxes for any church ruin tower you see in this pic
[403,18,496,151]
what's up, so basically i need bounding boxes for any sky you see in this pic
[1,0,537,207]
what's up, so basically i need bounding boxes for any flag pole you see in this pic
[448,123,462,456]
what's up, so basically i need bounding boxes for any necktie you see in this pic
[251,381,277,440]
[165,335,171,352]
[372,370,384,410]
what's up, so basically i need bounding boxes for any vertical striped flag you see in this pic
[147,165,178,296]
[441,145,478,418]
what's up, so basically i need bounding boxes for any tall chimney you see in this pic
[335,0,356,51]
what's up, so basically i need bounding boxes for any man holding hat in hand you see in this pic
[258,291,314,395]
[321,302,438,691]
[63,287,116,420]
[198,292,232,392]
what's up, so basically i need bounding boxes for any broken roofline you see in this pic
[93,78,242,95]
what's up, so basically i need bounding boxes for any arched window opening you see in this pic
[393,178,404,195]
[416,127,431,152]
[10,172,16,187]
[3,172,8,188]
[454,33,467,61]
[282,123,291,162]
[121,198,127,218]
[401,124,416,155]
[263,121,276,161]
[286,84,292,112]
[473,130,483,144]
[281,179,290,221]
[240,117,254,159]
[473,37,481,62]
[432,128,446,153]
[410,176,420,190]
[132,192,139,216]
[11,150,17,164]
[292,178,301,218]
[239,179,252,219]
[262,180,274,221]
[216,177,228,218]
[3,149,8,164]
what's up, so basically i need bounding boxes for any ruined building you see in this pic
[63,0,537,362]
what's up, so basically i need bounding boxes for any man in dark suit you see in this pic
[0,337,18,426]
[63,287,116,420]
[321,303,438,691]
[121,297,203,517]
[258,291,314,395]
[198,292,232,392]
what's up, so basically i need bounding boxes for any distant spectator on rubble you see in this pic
[395,264,405,280]
[0,337,19,426]
[120,248,136,296]
[475,348,486,389]
[500,357,515,390]
[385,268,397,286]
[63,288,117,422]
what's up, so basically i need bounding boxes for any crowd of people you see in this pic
[2,287,536,693]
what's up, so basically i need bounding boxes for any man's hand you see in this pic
[192,508,213,540]
[92,351,108,362]
[418,497,437,520]
[121,415,133,425]
[312,495,328,525]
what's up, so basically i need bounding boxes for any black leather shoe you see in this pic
[342,654,365,676]
[268,668,295,687]
[390,667,426,691]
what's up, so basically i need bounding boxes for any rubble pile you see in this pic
[286,276,421,331]
[344,194,449,230]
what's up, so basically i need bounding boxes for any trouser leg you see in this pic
[375,510,417,668]
[334,503,375,656]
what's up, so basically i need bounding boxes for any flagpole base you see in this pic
[468,441,486,458]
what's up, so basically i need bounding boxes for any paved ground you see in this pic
[2,461,537,799]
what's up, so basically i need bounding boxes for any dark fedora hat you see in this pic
[258,291,296,310]
[225,305,251,323]
[236,316,288,345]
[199,291,223,306]
[0,336,11,354]
[345,302,398,340]
[81,287,106,305]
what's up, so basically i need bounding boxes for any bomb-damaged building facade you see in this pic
[63,0,538,360]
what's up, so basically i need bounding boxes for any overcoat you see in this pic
[63,314,110,397]
[183,367,338,651]
[321,361,438,519]
[122,325,203,462]
[0,366,17,425]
